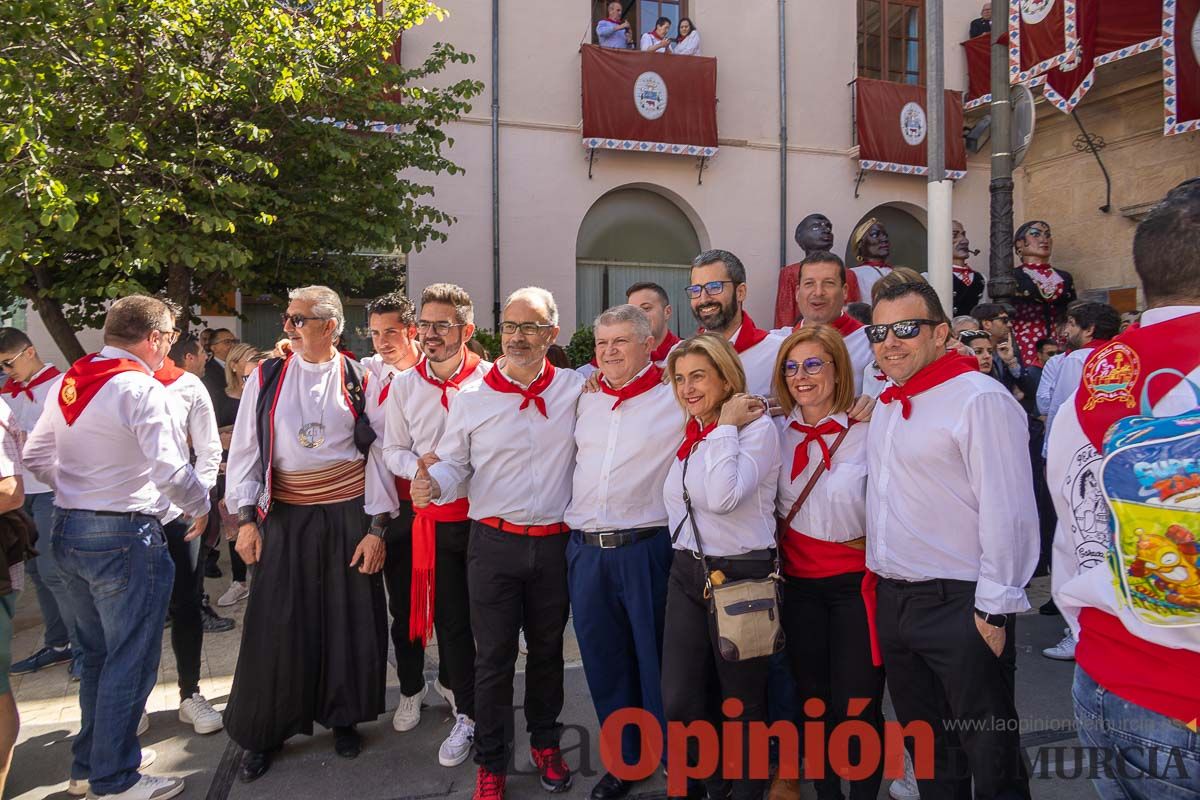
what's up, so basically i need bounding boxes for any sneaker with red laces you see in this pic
[473,766,506,800]
[530,746,573,793]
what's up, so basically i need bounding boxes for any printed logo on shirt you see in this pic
[899,102,927,146]
[1081,343,1140,412]
[634,72,668,120]
[61,377,78,405]
[1064,445,1109,571]
[1020,0,1055,25]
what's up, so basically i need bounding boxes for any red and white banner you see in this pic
[581,44,718,157]
[963,33,993,109]
[1164,0,1200,134]
[1009,0,1080,84]
[855,78,967,179]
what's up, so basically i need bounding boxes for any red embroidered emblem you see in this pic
[1082,342,1141,412]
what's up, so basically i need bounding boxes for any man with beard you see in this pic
[849,219,894,303]
[689,249,786,396]
[412,287,583,800]
[383,283,490,767]
[774,214,862,327]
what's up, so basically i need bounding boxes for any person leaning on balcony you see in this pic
[661,334,781,800]
[596,1,631,49]
[640,17,672,54]
[671,17,701,55]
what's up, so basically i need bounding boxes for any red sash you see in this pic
[599,364,663,410]
[1,365,61,401]
[651,331,682,363]
[878,353,979,419]
[153,357,186,387]
[1075,312,1200,450]
[482,360,556,417]
[415,349,482,410]
[408,497,471,645]
[58,354,148,426]
[676,418,717,461]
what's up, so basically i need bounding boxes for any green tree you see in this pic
[0,0,481,360]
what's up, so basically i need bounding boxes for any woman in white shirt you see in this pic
[662,334,781,800]
[671,18,702,55]
[773,326,883,800]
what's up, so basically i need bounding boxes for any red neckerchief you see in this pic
[414,349,482,411]
[153,357,186,387]
[2,365,61,401]
[788,417,847,480]
[482,359,556,417]
[829,312,864,337]
[704,312,770,354]
[879,352,979,419]
[651,330,682,363]
[953,263,975,286]
[58,353,148,426]
[649,29,664,40]
[1075,312,1200,450]
[676,418,717,461]
[599,364,663,410]
[376,371,395,404]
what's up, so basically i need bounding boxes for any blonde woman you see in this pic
[661,334,781,800]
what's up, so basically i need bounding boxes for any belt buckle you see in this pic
[597,531,620,549]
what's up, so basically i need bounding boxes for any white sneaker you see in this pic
[433,677,458,717]
[86,775,184,800]
[1042,628,1077,661]
[393,683,427,732]
[137,711,149,737]
[69,750,157,796]
[438,714,475,767]
[179,693,224,734]
[217,581,249,607]
[888,749,920,800]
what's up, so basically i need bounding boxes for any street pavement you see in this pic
[7,552,1100,800]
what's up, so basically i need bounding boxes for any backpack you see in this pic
[1102,369,1200,627]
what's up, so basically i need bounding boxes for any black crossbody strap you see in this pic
[781,427,850,530]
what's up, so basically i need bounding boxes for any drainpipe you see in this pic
[778,0,788,268]
[491,0,501,328]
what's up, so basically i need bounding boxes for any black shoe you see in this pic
[240,750,273,783]
[590,772,632,800]
[205,562,223,579]
[333,726,361,758]
[1040,598,1061,616]
[201,603,236,633]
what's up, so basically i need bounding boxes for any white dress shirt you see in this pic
[639,32,669,52]
[363,359,415,513]
[1,364,58,495]
[1036,352,1066,416]
[382,357,491,482]
[566,369,679,532]
[865,370,1038,614]
[775,412,868,542]
[161,371,222,523]
[1042,346,1091,458]
[1050,305,1200,655]
[428,364,583,524]
[850,265,893,302]
[671,31,702,55]
[224,353,393,515]
[861,360,889,399]
[24,347,210,520]
[664,415,782,557]
[728,328,787,397]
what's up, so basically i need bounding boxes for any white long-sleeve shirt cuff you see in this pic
[224,482,264,514]
[975,576,1031,615]
[427,461,465,505]
[163,464,211,520]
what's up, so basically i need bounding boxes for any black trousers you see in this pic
[164,518,206,702]
[782,572,884,800]
[383,501,429,697]
[876,578,1030,800]
[433,520,475,720]
[468,521,570,773]
[661,551,772,800]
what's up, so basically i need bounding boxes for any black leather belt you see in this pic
[680,547,776,562]
[578,528,663,549]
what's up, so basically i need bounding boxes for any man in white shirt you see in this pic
[865,281,1037,799]
[1041,301,1121,457]
[639,17,672,53]
[688,249,786,396]
[223,286,391,782]
[578,282,680,381]
[0,329,76,678]
[384,283,489,766]
[412,287,583,800]
[566,305,678,800]
[24,295,211,800]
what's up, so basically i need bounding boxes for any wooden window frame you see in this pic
[592,0,688,46]
[857,0,925,85]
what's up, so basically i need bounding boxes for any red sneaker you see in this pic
[473,766,506,800]
[530,745,573,793]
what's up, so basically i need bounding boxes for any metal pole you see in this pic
[987,8,1015,303]
[490,0,501,328]
[778,0,788,269]
[925,0,953,317]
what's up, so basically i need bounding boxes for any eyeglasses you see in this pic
[685,280,735,299]
[865,319,941,344]
[416,320,465,336]
[0,346,30,370]
[156,329,180,345]
[210,336,239,347]
[957,329,988,342]
[281,313,326,329]
[499,321,554,336]
[783,357,831,377]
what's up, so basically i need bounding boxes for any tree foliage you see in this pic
[0,0,482,358]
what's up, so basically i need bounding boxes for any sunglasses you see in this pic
[684,280,735,299]
[281,313,326,329]
[865,319,941,344]
[957,329,988,342]
[0,346,29,370]
[782,357,831,377]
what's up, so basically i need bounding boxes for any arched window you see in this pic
[858,0,924,85]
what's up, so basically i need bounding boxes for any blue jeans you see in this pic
[23,492,79,652]
[53,508,174,795]
[1072,664,1200,799]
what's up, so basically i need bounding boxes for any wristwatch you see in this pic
[975,608,1009,628]
[237,506,258,526]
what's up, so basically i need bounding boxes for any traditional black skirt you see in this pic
[223,497,388,752]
